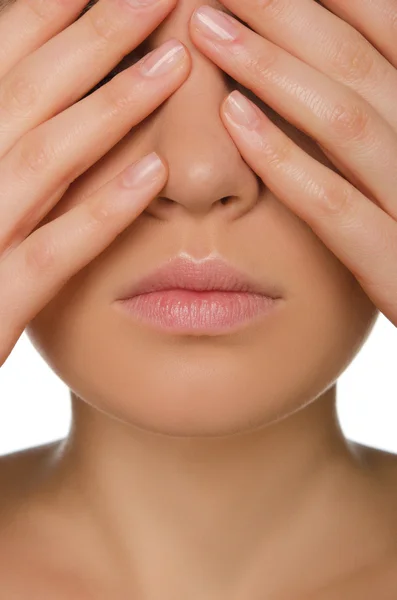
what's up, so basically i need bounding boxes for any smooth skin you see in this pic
[190,0,397,323]
[0,0,191,364]
[1,1,397,599]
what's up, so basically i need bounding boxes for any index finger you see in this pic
[214,0,397,132]
[0,0,89,79]
[0,0,178,152]
[222,91,397,324]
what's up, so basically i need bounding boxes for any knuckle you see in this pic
[85,8,120,43]
[99,76,141,113]
[315,179,356,220]
[15,133,54,177]
[246,50,277,83]
[99,80,128,112]
[84,195,113,227]
[265,137,293,169]
[328,31,377,85]
[23,229,58,275]
[257,0,286,19]
[327,100,370,142]
[23,0,62,22]
[0,72,41,118]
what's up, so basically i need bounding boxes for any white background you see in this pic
[0,312,396,457]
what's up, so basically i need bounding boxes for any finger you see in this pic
[214,0,397,132]
[0,0,178,153]
[0,151,167,366]
[190,8,397,220]
[0,0,89,79]
[0,39,189,254]
[315,142,380,205]
[222,91,397,325]
[320,0,397,69]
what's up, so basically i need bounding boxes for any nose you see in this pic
[142,1,262,220]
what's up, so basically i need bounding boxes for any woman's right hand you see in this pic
[0,0,190,367]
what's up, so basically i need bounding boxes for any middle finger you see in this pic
[0,39,189,251]
[190,6,397,221]
[0,0,177,155]
[214,0,397,133]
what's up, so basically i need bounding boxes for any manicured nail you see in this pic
[124,0,162,7]
[122,153,164,188]
[138,39,186,77]
[192,6,239,42]
[224,91,261,129]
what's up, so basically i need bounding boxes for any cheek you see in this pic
[25,211,377,438]
[25,114,378,436]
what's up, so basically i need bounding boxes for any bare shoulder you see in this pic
[0,440,62,478]
[0,439,396,599]
[313,441,397,600]
[0,439,61,471]
[350,440,397,488]
[0,440,63,514]
[0,440,84,599]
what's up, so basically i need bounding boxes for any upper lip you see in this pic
[116,257,283,299]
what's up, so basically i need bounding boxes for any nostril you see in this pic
[220,196,233,206]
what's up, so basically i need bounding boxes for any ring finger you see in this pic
[190,6,397,221]
[221,91,397,322]
[213,0,397,132]
[0,0,177,154]
[0,39,189,253]
[320,0,397,69]
[0,151,167,364]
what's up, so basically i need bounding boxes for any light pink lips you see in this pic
[114,257,284,335]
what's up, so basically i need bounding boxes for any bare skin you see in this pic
[0,0,397,598]
[1,387,397,599]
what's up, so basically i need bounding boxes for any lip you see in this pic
[114,256,284,335]
[117,257,283,298]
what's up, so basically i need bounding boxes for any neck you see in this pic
[37,387,392,597]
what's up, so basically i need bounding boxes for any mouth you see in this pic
[114,256,284,335]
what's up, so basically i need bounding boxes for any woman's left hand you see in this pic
[190,0,397,326]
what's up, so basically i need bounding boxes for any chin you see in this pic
[26,276,378,439]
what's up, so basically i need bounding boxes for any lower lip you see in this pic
[116,289,281,335]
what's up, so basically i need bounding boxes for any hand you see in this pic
[0,0,190,367]
[190,0,397,326]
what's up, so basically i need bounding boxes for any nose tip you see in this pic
[149,69,261,219]
[141,9,262,220]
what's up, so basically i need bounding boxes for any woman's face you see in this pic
[27,0,378,437]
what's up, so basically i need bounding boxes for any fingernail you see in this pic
[224,91,261,129]
[138,39,186,77]
[192,6,239,42]
[124,0,162,6]
[122,153,164,188]
[124,0,163,8]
